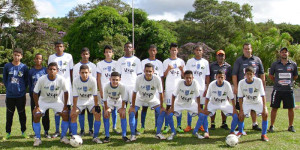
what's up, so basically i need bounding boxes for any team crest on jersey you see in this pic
[83,86,88,92]
[58,61,63,66]
[197,64,201,69]
[146,85,150,91]
[18,71,24,77]
[112,92,117,96]
[108,66,111,72]
[218,91,222,97]
[173,64,177,68]
[127,62,131,67]
[254,88,258,92]
[185,90,190,96]
[249,88,253,94]
[50,85,55,91]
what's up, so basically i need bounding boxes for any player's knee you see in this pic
[61,112,69,121]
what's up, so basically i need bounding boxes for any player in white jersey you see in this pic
[237,66,269,141]
[128,63,167,141]
[72,48,97,136]
[163,43,185,133]
[96,45,119,134]
[48,41,74,137]
[103,72,130,143]
[70,64,102,144]
[184,45,210,132]
[32,62,70,146]
[140,44,164,133]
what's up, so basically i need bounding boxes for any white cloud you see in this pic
[34,0,57,18]
[148,12,185,22]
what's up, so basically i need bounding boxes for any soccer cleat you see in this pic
[52,131,60,138]
[139,128,145,134]
[204,132,209,139]
[113,128,121,135]
[130,135,137,141]
[89,130,94,136]
[252,124,262,131]
[22,132,29,139]
[268,126,274,133]
[122,136,130,142]
[261,134,269,142]
[229,132,235,135]
[199,125,205,132]
[44,132,51,139]
[3,133,11,141]
[103,136,110,143]
[220,124,229,130]
[156,133,166,140]
[193,132,204,139]
[236,132,243,138]
[60,137,70,144]
[176,126,184,133]
[167,132,176,141]
[288,126,296,132]
[33,138,42,146]
[79,130,85,136]
[162,126,169,134]
[135,130,141,136]
[92,137,103,144]
[184,126,192,132]
[210,124,216,130]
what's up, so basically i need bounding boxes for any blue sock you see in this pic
[93,121,101,138]
[55,114,60,132]
[79,114,85,131]
[155,111,158,128]
[155,107,165,134]
[88,113,94,131]
[71,122,77,135]
[164,110,169,127]
[262,120,268,135]
[112,108,117,129]
[141,111,147,128]
[104,117,110,137]
[238,121,244,133]
[121,118,127,137]
[187,113,192,126]
[230,114,239,133]
[203,115,209,133]
[33,122,41,139]
[167,113,176,134]
[193,113,204,134]
[61,121,69,138]
[129,112,136,135]
[177,113,182,127]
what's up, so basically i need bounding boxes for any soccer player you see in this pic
[116,42,142,134]
[32,62,70,146]
[209,50,232,130]
[73,47,97,136]
[29,53,50,138]
[163,43,185,133]
[269,47,298,132]
[48,41,74,138]
[232,43,265,131]
[140,44,164,133]
[3,48,29,140]
[97,45,120,134]
[237,66,269,141]
[103,72,130,142]
[70,64,102,143]
[129,63,167,141]
[166,70,206,140]
[184,45,210,132]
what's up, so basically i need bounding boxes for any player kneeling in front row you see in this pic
[70,64,102,144]
[167,70,207,140]
[237,66,269,141]
[32,62,70,146]
[129,63,167,141]
[103,72,130,142]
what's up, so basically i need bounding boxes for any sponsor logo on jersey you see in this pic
[142,92,153,98]
[251,61,256,66]
[287,66,292,71]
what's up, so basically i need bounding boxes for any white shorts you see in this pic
[199,90,205,105]
[174,101,198,117]
[107,100,125,111]
[135,98,160,109]
[76,99,95,113]
[125,85,134,103]
[243,102,263,118]
[64,81,73,105]
[164,90,174,106]
[207,102,233,117]
[98,93,104,106]
[39,100,64,114]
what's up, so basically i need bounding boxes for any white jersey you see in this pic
[173,79,200,106]
[116,56,142,86]
[163,58,185,91]
[103,83,127,102]
[141,59,164,77]
[96,60,118,89]
[48,53,74,81]
[72,76,98,105]
[237,77,265,104]
[206,80,234,105]
[33,75,68,103]
[185,58,210,91]
[73,62,97,79]
[134,75,163,102]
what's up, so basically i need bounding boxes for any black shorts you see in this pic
[270,90,295,109]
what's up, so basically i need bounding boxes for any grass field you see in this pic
[0,103,299,150]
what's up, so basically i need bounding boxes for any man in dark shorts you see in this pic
[269,47,298,132]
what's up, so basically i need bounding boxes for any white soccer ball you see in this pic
[225,134,239,147]
[70,135,83,147]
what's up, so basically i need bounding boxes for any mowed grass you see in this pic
[0,102,299,150]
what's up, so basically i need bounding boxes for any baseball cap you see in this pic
[216,50,225,55]
[280,47,288,52]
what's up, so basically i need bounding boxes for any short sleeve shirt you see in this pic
[72,76,98,101]
[134,75,163,101]
[173,79,200,106]
[163,58,185,91]
[116,56,142,86]
[103,83,128,102]
[237,77,265,104]
[209,61,232,82]
[185,58,210,91]
[206,80,234,105]
[141,59,164,77]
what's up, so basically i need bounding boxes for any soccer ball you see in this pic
[70,135,83,147]
[225,134,238,147]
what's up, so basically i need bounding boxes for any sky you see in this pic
[33,0,300,25]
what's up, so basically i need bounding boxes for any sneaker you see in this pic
[60,137,70,144]
[193,132,204,139]
[261,134,269,142]
[204,132,209,139]
[103,136,110,143]
[288,126,296,132]
[135,130,141,136]
[252,124,262,131]
[156,133,166,140]
[130,135,136,141]
[210,124,216,130]
[199,125,205,132]
[44,132,51,139]
[167,132,176,141]
[33,138,42,146]
[221,124,229,130]
[176,126,184,133]
[52,131,60,138]
[184,126,192,132]
[139,128,145,134]
[22,132,29,139]
[3,133,11,141]
[113,128,121,135]
[89,130,94,136]
[79,130,85,136]
[92,137,103,144]
[162,126,169,134]
[236,132,243,138]
[268,126,274,133]
[122,136,130,142]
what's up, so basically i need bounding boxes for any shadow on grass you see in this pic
[0,138,72,149]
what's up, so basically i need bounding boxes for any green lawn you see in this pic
[0,103,299,150]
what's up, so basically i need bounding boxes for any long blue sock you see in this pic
[164,108,169,127]
[155,111,158,128]
[129,112,136,135]
[155,107,165,134]
[230,114,239,133]
[88,113,94,131]
[141,111,147,128]
[193,113,204,134]
[55,114,60,132]
[121,118,127,137]
[203,115,209,133]
[93,121,101,138]
[177,113,182,127]
[238,121,244,133]
[187,113,192,126]
[112,108,117,129]
[71,122,77,135]
[167,113,176,134]
[33,122,41,138]
[61,121,69,138]
[104,117,110,137]
[262,120,268,135]
[79,114,85,131]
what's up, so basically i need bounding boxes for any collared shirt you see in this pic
[209,61,232,82]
